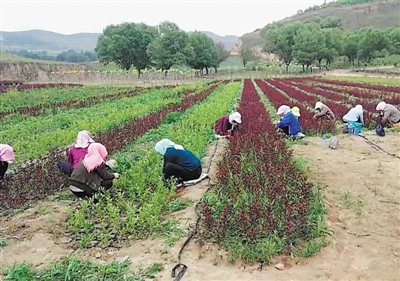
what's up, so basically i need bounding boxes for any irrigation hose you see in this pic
[358,134,400,159]
[171,139,220,281]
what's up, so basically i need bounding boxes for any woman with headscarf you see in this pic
[0,144,15,181]
[214,112,242,137]
[343,104,364,125]
[376,101,400,127]
[276,105,304,139]
[68,143,120,198]
[57,130,95,176]
[291,106,301,119]
[155,139,202,189]
[313,101,335,120]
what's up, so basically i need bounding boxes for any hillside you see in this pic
[240,1,400,48]
[0,29,238,53]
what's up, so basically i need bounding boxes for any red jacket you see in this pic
[214,115,233,135]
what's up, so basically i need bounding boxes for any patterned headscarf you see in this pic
[75,130,94,148]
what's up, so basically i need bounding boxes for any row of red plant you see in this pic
[255,79,335,134]
[0,80,227,212]
[304,77,400,94]
[0,85,178,118]
[199,79,321,263]
[0,83,83,93]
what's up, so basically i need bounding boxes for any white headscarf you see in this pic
[376,101,386,111]
[315,101,324,110]
[355,105,363,112]
[155,139,184,156]
[75,130,95,148]
[228,112,242,124]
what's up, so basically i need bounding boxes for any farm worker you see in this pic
[376,101,400,127]
[155,139,202,190]
[57,130,95,176]
[314,101,335,120]
[343,104,364,125]
[0,144,15,181]
[214,112,242,137]
[68,143,120,198]
[276,105,305,139]
[291,106,301,118]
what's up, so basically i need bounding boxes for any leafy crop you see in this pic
[198,79,327,264]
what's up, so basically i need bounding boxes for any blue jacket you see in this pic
[164,148,201,171]
[277,112,301,136]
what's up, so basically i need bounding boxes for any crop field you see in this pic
[0,78,399,280]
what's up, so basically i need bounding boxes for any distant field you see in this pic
[0,52,71,64]
[325,75,400,86]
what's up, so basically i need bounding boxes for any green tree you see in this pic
[319,28,343,69]
[388,28,400,55]
[187,31,217,75]
[146,21,192,75]
[238,45,255,68]
[342,33,359,66]
[95,22,157,77]
[213,42,229,73]
[265,22,303,72]
[293,23,326,72]
[357,28,390,62]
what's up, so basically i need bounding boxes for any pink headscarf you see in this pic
[75,130,95,148]
[0,144,15,163]
[82,143,108,172]
[277,105,291,116]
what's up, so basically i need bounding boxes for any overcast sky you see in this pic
[1,0,332,36]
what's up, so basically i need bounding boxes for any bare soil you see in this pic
[1,132,399,281]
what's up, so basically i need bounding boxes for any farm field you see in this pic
[0,78,399,280]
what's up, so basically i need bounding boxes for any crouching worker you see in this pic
[57,130,95,176]
[314,101,335,120]
[155,139,202,190]
[276,105,305,139]
[69,143,120,198]
[0,144,15,181]
[214,112,242,137]
[376,101,400,128]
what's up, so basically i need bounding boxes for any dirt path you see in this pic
[1,133,399,281]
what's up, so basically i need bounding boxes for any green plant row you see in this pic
[0,86,129,111]
[65,82,241,249]
[3,82,207,165]
[3,256,162,281]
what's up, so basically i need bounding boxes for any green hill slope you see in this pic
[241,1,400,47]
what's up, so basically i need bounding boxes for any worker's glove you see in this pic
[113,173,121,179]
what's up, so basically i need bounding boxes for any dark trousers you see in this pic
[0,161,9,179]
[57,161,73,176]
[70,180,113,198]
[280,126,290,135]
[163,163,202,182]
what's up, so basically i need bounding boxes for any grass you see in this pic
[324,76,400,86]
[0,52,72,64]
[340,190,354,208]
[3,256,163,281]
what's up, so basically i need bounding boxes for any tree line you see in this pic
[10,49,98,63]
[95,21,229,78]
[264,16,400,72]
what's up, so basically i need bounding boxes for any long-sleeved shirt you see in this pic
[315,105,335,119]
[382,104,400,125]
[68,146,89,168]
[277,112,301,136]
[164,148,201,172]
[214,115,234,135]
[343,108,364,125]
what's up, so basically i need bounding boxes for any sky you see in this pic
[1,0,333,37]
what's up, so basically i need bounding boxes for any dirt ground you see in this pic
[323,68,400,79]
[1,132,399,281]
